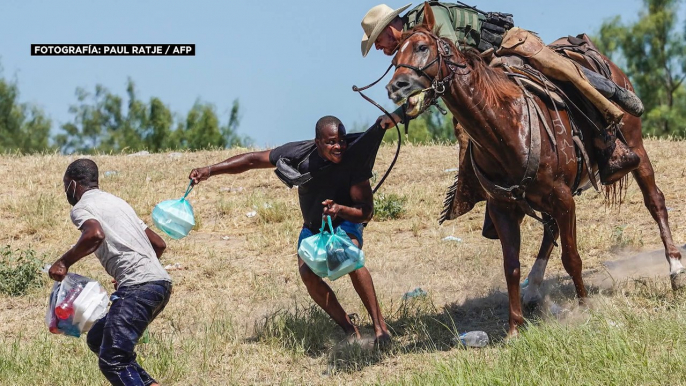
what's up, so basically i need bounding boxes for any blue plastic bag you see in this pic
[297,219,330,278]
[297,216,365,281]
[152,181,196,240]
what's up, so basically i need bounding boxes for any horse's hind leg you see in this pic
[488,200,526,337]
[630,143,685,289]
[551,186,587,301]
[522,213,560,308]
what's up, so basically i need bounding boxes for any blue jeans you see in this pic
[298,220,365,249]
[87,280,172,386]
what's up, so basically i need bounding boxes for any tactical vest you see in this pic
[403,1,514,52]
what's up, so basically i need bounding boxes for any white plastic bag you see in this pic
[46,273,109,338]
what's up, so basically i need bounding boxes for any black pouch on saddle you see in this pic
[478,12,514,52]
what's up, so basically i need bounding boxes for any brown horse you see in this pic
[386,3,685,337]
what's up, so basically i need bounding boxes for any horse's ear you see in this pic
[421,2,435,31]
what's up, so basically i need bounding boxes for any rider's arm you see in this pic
[431,6,460,45]
[189,150,272,185]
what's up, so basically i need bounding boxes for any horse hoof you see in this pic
[505,329,520,342]
[522,287,543,310]
[522,296,543,312]
[670,269,686,291]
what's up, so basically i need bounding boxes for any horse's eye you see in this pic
[417,45,429,53]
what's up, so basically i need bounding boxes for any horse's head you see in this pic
[386,3,451,118]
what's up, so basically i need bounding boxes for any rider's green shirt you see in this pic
[402,3,483,49]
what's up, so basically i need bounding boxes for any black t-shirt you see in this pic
[269,123,385,232]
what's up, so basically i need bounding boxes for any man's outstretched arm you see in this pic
[189,150,273,185]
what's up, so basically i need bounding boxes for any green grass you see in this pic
[1,142,685,384]
[373,193,407,221]
[387,292,686,386]
[0,246,45,296]
[0,307,239,385]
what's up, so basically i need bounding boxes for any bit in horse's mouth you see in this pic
[397,89,434,117]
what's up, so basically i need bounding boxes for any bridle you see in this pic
[393,29,469,102]
[350,29,468,194]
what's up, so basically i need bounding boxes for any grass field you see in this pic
[0,139,685,385]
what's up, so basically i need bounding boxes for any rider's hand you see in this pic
[376,113,402,130]
[322,199,341,220]
[189,167,211,186]
[48,260,68,282]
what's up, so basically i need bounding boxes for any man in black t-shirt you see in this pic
[188,114,399,346]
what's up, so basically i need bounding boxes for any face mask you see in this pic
[65,180,78,206]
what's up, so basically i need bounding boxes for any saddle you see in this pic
[438,34,611,224]
[548,34,613,79]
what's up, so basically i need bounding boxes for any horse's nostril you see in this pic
[395,81,410,90]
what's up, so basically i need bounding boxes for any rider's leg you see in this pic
[580,67,644,117]
[496,27,640,185]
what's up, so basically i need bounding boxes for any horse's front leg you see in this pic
[488,200,526,338]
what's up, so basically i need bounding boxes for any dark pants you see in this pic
[87,280,172,386]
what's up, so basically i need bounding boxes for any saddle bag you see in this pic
[478,12,515,52]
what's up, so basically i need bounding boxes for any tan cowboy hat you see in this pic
[360,3,412,57]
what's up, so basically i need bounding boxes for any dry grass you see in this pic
[0,139,684,385]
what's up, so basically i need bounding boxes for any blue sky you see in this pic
[0,1,643,149]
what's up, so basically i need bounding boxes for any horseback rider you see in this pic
[360,2,644,235]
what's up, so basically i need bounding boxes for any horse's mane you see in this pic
[461,49,522,110]
[400,27,521,111]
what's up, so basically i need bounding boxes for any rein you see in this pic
[352,65,406,195]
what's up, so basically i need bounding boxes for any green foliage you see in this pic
[0,246,44,297]
[0,68,53,154]
[383,102,456,144]
[55,78,250,154]
[373,193,407,221]
[596,0,686,136]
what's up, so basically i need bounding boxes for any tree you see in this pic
[56,78,249,153]
[171,99,246,150]
[596,0,686,136]
[0,70,52,153]
[55,85,121,153]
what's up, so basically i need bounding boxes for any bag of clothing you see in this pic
[46,273,109,338]
[152,181,196,239]
[297,216,365,281]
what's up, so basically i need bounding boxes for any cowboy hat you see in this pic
[361,3,412,57]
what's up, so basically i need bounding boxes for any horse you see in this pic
[385,3,685,337]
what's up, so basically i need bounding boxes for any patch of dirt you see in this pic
[586,245,686,290]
